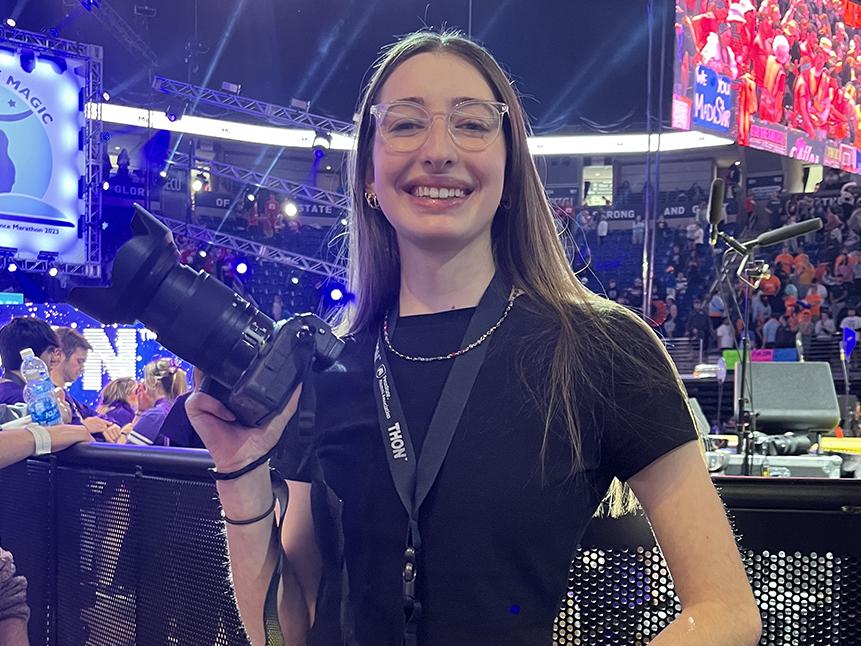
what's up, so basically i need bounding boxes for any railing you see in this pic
[0,444,859,645]
[662,337,703,376]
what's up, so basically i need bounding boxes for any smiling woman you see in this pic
[188,29,761,646]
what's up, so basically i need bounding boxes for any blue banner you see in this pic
[693,65,732,134]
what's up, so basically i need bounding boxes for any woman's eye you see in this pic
[389,120,425,132]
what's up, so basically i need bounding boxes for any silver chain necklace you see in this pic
[382,287,522,363]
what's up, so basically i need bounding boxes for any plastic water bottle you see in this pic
[20,348,61,426]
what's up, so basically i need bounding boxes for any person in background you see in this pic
[120,359,188,446]
[0,317,60,405]
[596,212,608,245]
[632,215,645,246]
[50,328,98,424]
[716,317,735,350]
[158,368,205,449]
[815,311,837,339]
[96,377,139,428]
[840,307,861,331]
[762,312,780,348]
[272,294,284,321]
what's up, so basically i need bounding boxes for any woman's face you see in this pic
[366,52,507,252]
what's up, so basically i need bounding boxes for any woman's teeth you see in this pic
[411,186,467,199]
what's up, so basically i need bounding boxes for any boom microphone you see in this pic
[708,178,725,247]
[750,218,822,249]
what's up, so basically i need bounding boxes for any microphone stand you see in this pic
[714,231,765,476]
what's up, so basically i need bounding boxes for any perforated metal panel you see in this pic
[553,547,861,646]
[53,468,249,646]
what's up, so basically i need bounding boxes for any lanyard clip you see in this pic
[402,546,417,600]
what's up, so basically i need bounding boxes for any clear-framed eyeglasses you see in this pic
[369,100,509,152]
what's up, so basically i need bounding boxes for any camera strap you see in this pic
[373,273,510,646]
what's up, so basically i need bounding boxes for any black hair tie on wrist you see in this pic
[209,445,277,481]
[222,494,276,526]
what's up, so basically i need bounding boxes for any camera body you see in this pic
[68,204,344,427]
[201,313,342,426]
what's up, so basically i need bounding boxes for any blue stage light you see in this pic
[235,261,248,275]
[330,288,343,302]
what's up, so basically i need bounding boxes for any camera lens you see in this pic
[69,204,275,392]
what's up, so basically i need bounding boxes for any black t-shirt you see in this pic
[285,298,697,646]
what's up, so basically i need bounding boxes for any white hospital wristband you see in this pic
[26,423,52,456]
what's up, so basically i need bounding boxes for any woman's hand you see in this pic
[82,416,116,436]
[101,423,125,444]
[186,386,302,473]
[54,389,72,424]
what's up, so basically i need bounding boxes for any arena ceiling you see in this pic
[12,0,673,134]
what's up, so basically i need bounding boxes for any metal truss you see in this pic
[152,76,354,134]
[158,216,347,280]
[0,25,103,59]
[83,1,158,69]
[2,258,99,278]
[171,153,350,211]
[1,26,103,279]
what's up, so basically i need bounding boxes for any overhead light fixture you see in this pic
[283,200,298,217]
[291,98,310,111]
[313,132,331,154]
[165,101,187,123]
[191,178,204,192]
[221,81,241,95]
[5,18,16,27]
[527,131,735,155]
[48,267,59,277]
[159,169,168,178]
[7,262,17,273]
[88,103,736,155]
[20,50,35,74]
[102,91,111,102]
[290,276,300,285]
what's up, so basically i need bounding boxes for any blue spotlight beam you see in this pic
[152,76,354,134]
[157,215,346,280]
[170,152,349,211]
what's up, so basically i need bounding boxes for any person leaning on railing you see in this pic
[0,407,93,645]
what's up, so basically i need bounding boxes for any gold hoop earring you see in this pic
[365,191,380,210]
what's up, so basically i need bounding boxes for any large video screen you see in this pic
[674,0,861,171]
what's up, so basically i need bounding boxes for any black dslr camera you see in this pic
[68,204,344,427]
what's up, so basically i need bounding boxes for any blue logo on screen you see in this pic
[0,84,69,226]
[693,65,732,134]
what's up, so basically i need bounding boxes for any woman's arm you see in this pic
[216,465,321,646]
[0,425,92,470]
[627,441,762,646]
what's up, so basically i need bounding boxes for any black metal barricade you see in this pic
[1,444,860,645]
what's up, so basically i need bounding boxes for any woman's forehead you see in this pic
[377,52,496,105]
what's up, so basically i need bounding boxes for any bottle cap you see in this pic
[19,348,34,360]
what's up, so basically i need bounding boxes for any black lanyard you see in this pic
[373,273,511,646]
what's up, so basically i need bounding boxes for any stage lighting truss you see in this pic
[157,215,346,281]
[151,76,353,134]
[169,152,349,212]
[0,24,103,279]
[79,0,158,68]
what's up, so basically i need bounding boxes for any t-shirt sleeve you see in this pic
[127,408,165,446]
[598,311,699,482]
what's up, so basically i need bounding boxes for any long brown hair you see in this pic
[339,30,690,516]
